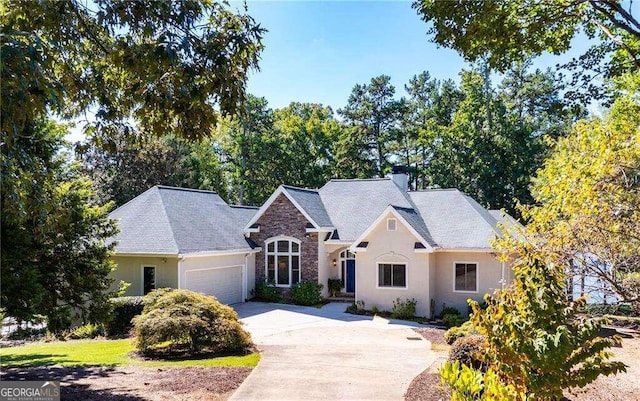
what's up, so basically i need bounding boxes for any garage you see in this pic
[184,265,243,304]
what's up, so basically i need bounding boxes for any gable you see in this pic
[245,186,333,232]
[349,206,435,253]
[254,193,312,229]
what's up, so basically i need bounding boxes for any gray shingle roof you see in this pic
[392,206,438,248]
[319,179,412,241]
[282,186,333,228]
[109,186,257,254]
[408,189,502,248]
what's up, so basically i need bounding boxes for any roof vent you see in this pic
[391,165,408,192]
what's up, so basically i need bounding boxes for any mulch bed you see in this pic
[404,327,451,401]
[412,327,448,345]
[1,366,252,401]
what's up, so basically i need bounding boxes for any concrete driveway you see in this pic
[229,302,436,401]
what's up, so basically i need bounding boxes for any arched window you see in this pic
[266,238,301,287]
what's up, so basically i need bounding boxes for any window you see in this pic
[266,238,300,287]
[378,263,406,288]
[143,266,156,295]
[387,218,397,231]
[454,263,478,292]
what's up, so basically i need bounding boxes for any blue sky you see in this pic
[240,1,593,112]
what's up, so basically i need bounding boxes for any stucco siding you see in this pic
[432,251,505,315]
[317,236,330,297]
[111,256,178,296]
[355,212,431,317]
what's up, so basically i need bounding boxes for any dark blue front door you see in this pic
[346,259,356,293]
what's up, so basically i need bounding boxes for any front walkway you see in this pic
[230,302,436,401]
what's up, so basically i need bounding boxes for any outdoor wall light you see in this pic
[332,259,337,267]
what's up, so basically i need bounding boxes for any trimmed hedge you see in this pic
[133,288,252,356]
[105,296,144,337]
[290,281,323,306]
[254,282,282,303]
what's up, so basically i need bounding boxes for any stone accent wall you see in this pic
[250,194,318,286]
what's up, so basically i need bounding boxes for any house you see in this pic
[108,167,517,316]
[108,186,259,304]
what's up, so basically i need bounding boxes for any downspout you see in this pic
[243,253,249,302]
[501,261,505,290]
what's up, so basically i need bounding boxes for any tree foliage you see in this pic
[271,103,340,189]
[1,121,119,332]
[442,247,626,399]
[413,0,640,102]
[411,62,577,215]
[1,0,265,141]
[77,132,227,207]
[338,75,407,177]
[506,85,640,311]
[1,0,264,328]
[216,98,342,205]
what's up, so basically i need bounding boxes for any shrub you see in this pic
[392,298,417,319]
[440,306,461,317]
[449,334,485,370]
[464,249,626,398]
[327,278,343,297]
[371,305,380,314]
[133,289,252,356]
[440,361,522,400]
[254,281,281,303]
[346,300,365,315]
[442,313,467,328]
[68,323,105,339]
[290,281,323,306]
[105,296,144,337]
[444,321,476,345]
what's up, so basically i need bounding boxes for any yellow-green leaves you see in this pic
[519,88,640,311]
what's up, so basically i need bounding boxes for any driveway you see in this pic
[229,302,436,401]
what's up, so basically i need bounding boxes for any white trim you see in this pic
[244,186,335,232]
[243,254,250,301]
[116,252,177,258]
[306,227,334,233]
[436,248,494,253]
[179,248,261,258]
[265,236,302,288]
[141,264,156,295]
[375,261,408,290]
[387,218,397,231]
[452,261,479,293]
[324,240,353,245]
[349,206,434,253]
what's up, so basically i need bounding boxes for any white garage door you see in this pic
[184,266,243,305]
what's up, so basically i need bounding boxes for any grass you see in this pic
[0,339,260,368]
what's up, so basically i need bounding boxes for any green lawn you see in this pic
[0,339,260,368]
